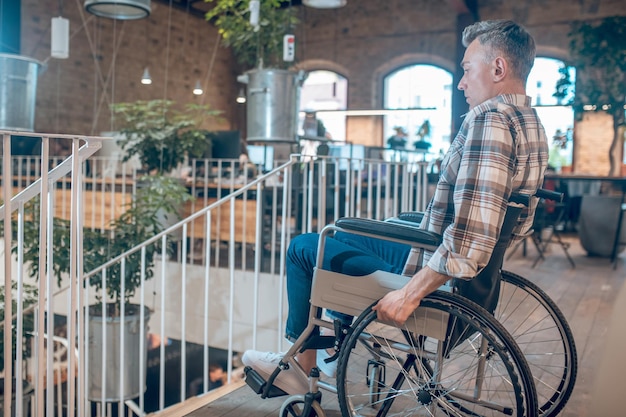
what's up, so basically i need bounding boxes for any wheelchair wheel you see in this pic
[337,291,537,417]
[498,270,578,417]
[279,395,324,417]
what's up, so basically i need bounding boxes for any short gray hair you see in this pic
[462,20,536,82]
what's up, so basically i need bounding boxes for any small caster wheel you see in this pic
[279,395,324,417]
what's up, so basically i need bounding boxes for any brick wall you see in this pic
[20,0,625,173]
[21,0,238,136]
[574,112,615,176]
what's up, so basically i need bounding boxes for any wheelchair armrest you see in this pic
[335,217,442,247]
[396,211,424,224]
[333,192,543,252]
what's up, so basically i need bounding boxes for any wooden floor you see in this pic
[180,234,625,417]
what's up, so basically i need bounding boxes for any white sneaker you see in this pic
[242,350,309,395]
[316,348,338,378]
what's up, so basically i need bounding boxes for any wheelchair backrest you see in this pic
[452,202,525,314]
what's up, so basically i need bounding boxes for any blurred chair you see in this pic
[530,198,576,268]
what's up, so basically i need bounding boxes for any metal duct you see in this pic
[0,54,44,132]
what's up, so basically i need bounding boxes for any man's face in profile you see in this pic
[458,39,497,109]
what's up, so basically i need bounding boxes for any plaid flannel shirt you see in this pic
[402,94,549,279]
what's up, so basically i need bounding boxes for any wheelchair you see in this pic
[244,189,575,417]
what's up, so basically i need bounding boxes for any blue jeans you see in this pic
[285,232,411,342]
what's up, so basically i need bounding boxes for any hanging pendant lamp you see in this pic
[141,68,152,85]
[236,88,246,103]
[85,0,151,20]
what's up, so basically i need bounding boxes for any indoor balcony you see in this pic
[0,130,429,417]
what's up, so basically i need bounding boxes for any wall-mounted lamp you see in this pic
[236,88,246,103]
[141,67,152,85]
[193,80,203,95]
[84,0,151,20]
[303,0,346,8]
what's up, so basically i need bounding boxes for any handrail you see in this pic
[0,135,104,217]
[1,130,110,417]
[80,158,298,282]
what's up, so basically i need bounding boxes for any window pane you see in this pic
[299,70,347,142]
[529,57,576,169]
[528,58,576,106]
[383,65,453,160]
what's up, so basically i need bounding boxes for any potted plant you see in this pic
[205,0,299,70]
[413,119,432,150]
[84,175,194,401]
[88,99,220,400]
[205,0,306,143]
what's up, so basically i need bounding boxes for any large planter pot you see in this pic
[87,304,151,402]
[579,195,626,257]
[239,68,306,143]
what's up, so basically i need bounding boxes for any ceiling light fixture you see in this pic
[193,80,203,96]
[141,67,152,85]
[84,0,151,20]
[236,88,246,103]
[302,0,347,8]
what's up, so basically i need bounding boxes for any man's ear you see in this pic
[493,57,507,82]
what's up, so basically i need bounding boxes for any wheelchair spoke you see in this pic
[337,294,536,416]
[498,271,577,417]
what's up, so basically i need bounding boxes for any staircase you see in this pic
[0,130,430,417]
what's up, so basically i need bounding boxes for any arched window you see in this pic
[383,65,453,162]
[528,57,576,170]
[299,70,348,143]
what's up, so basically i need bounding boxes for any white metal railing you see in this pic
[0,136,430,417]
[1,130,106,417]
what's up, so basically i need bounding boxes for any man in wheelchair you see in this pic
[243,19,549,397]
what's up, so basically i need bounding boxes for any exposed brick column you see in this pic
[451,1,478,140]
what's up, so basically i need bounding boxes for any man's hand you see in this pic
[372,287,422,326]
[372,266,450,326]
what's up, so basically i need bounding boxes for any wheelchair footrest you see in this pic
[244,366,289,398]
[301,335,335,351]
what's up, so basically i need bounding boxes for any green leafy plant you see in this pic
[13,100,219,318]
[555,16,626,176]
[17,176,192,310]
[205,0,299,70]
[113,99,222,174]
[416,120,431,141]
[89,175,193,307]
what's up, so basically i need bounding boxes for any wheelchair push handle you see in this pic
[509,188,563,206]
[535,188,564,203]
